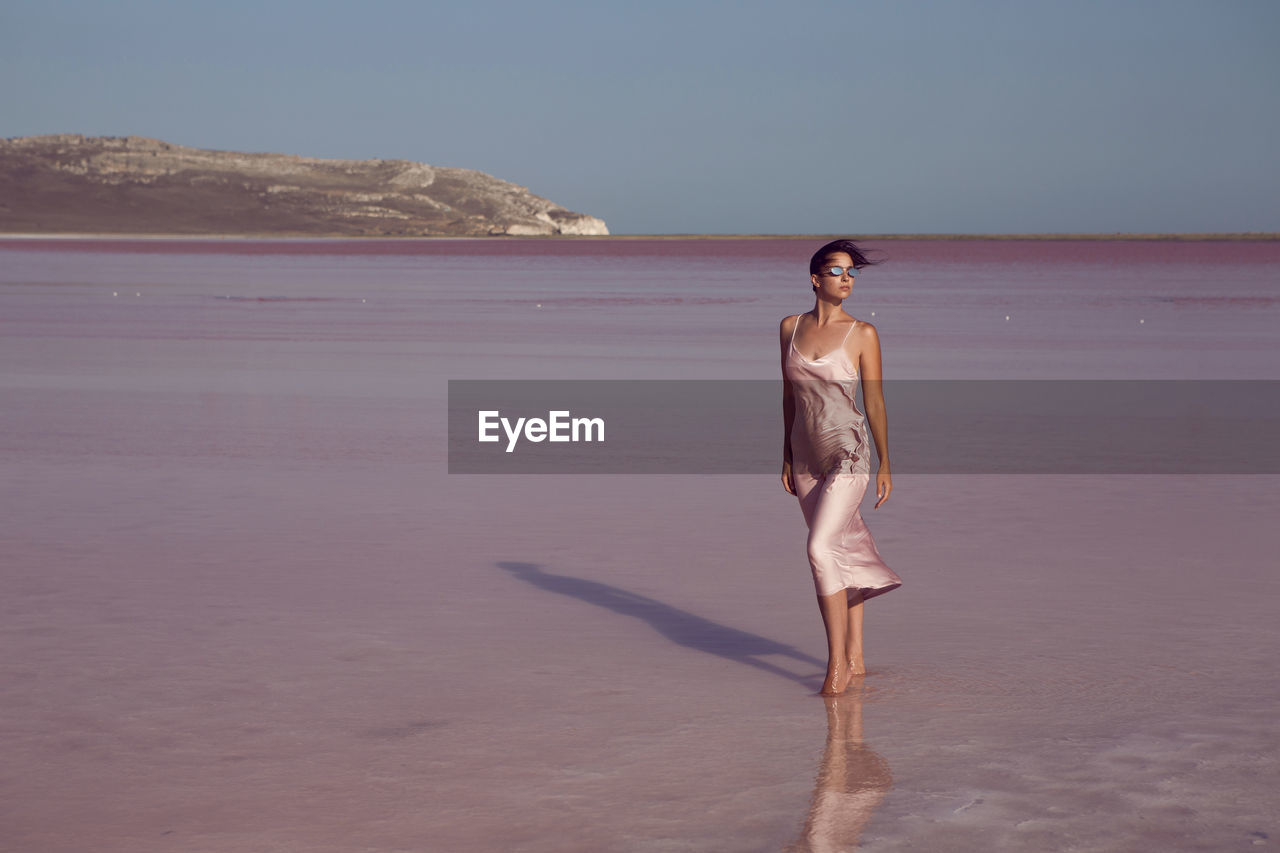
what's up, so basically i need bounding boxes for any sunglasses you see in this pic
[820,266,858,277]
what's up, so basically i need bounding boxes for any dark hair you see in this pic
[808,238,882,293]
[808,238,882,276]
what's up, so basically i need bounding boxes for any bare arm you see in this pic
[855,323,892,507]
[780,316,797,494]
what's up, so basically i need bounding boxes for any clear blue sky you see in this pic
[3,0,1277,234]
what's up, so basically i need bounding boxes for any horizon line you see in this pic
[2,231,1278,242]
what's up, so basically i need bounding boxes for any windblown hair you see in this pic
[808,239,883,276]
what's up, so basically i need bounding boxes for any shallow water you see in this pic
[2,238,1278,851]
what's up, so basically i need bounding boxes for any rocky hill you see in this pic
[0,135,608,237]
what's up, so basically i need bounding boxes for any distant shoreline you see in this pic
[1,231,1277,242]
[576,233,1280,241]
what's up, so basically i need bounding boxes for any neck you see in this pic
[810,298,847,324]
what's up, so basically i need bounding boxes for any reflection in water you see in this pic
[788,682,893,852]
[498,561,825,687]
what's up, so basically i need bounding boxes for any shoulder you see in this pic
[846,318,882,362]
[779,314,800,339]
[851,318,881,342]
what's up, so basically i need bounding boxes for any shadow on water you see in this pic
[497,561,824,687]
[786,682,893,851]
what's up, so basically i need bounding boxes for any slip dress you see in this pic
[786,313,902,601]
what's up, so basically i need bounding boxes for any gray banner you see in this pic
[448,380,1280,474]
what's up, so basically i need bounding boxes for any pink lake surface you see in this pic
[2,238,1279,851]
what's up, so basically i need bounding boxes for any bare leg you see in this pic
[846,590,865,676]
[818,590,851,695]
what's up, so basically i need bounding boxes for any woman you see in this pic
[781,239,902,696]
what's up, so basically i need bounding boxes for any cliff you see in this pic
[0,134,608,237]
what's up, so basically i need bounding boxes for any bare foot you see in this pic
[847,657,866,677]
[820,662,850,695]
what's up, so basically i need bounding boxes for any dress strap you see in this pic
[842,318,858,343]
[788,314,803,347]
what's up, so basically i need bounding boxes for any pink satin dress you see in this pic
[786,314,902,601]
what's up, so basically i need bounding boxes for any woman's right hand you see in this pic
[781,460,796,495]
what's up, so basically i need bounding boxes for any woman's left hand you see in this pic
[874,469,892,508]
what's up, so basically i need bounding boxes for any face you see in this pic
[810,252,855,299]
